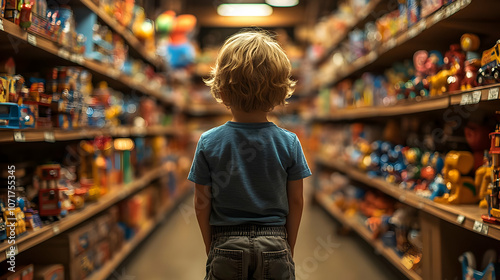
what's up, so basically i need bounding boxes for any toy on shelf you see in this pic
[459,250,499,280]
[434,151,478,204]
[35,164,69,219]
[460,33,481,90]
[482,115,500,224]
[114,138,135,184]
[477,40,500,85]
[3,207,26,236]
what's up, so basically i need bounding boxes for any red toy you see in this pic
[443,44,466,92]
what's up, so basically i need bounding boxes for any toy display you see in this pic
[0,264,34,280]
[459,250,499,280]
[477,40,500,85]
[34,264,64,280]
[482,117,500,224]
[321,171,422,270]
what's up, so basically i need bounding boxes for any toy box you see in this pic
[0,264,34,280]
[22,223,97,280]
[33,265,64,280]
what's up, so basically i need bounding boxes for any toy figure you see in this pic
[434,151,478,204]
[443,44,466,92]
[3,207,26,236]
[428,174,448,201]
[475,152,493,208]
[165,14,197,69]
[459,250,499,280]
[460,33,481,90]
[429,65,458,96]
[482,117,500,224]
[19,1,32,28]
[409,50,442,99]
[477,40,500,85]
[0,217,6,242]
[400,147,422,190]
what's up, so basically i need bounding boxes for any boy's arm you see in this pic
[194,183,212,255]
[285,179,304,257]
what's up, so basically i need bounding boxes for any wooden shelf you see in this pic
[0,164,167,262]
[0,18,172,105]
[315,191,423,280]
[87,187,192,280]
[315,0,383,66]
[316,157,500,241]
[79,0,164,69]
[313,83,500,122]
[0,125,177,143]
[183,103,231,117]
[321,0,482,88]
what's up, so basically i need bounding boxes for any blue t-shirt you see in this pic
[188,121,312,226]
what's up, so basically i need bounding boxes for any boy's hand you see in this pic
[285,179,303,260]
[195,183,212,257]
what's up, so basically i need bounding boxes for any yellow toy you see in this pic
[475,153,493,208]
[428,63,458,96]
[434,151,478,204]
[4,207,26,236]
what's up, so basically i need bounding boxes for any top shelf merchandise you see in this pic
[311,0,500,120]
[0,0,170,102]
[313,0,500,89]
[79,0,164,68]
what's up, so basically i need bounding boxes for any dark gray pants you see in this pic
[205,225,295,280]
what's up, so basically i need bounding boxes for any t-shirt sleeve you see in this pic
[287,136,312,181]
[187,136,212,186]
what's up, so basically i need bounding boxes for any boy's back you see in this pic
[189,29,310,280]
[189,121,310,226]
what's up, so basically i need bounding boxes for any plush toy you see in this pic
[166,14,197,69]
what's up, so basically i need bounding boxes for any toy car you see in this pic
[477,40,500,85]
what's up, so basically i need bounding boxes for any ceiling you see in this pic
[159,0,333,28]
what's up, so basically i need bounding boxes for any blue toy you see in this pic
[459,250,499,280]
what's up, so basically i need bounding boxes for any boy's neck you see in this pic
[230,108,269,123]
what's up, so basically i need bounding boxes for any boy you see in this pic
[188,30,311,280]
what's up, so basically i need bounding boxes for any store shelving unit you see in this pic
[315,0,383,66]
[79,0,163,69]
[311,0,500,278]
[313,83,500,121]
[0,18,172,105]
[0,164,167,263]
[0,125,178,143]
[318,0,500,88]
[316,157,500,241]
[315,191,423,280]
[87,186,192,280]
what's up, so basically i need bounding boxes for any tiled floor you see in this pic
[121,179,402,279]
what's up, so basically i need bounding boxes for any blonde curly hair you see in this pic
[204,30,296,112]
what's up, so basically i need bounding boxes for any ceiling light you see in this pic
[217,4,273,17]
[265,0,299,7]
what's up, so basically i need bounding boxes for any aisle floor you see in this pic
[121,179,402,280]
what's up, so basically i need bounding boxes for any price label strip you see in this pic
[27,34,37,46]
[456,215,465,225]
[44,131,55,143]
[472,90,482,104]
[0,19,4,31]
[488,88,499,100]
[14,131,25,142]
[460,93,472,105]
[473,220,483,233]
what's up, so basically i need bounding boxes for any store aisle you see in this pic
[122,178,401,280]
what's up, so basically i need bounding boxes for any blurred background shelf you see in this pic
[316,157,500,241]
